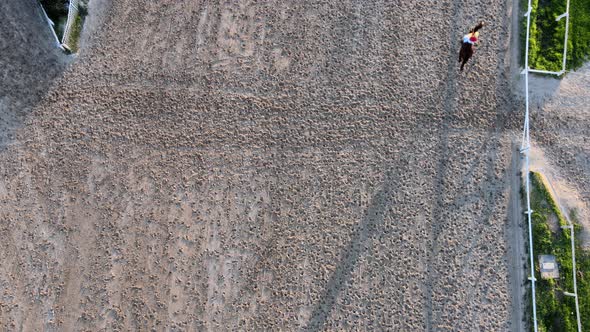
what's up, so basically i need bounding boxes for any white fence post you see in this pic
[561,0,571,73]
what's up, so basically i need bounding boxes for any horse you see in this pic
[458,21,485,71]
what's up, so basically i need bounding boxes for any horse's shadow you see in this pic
[463,56,479,75]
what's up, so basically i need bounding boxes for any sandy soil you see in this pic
[0,0,526,330]
[528,64,590,247]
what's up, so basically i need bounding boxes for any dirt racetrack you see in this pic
[1,0,524,330]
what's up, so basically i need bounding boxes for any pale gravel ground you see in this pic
[0,0,528,331]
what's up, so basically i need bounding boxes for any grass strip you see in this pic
[67,13,83,53]
[522,0,590,72]
[526,171,590,331]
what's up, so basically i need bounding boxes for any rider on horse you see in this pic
[459,21,485,71]
[463,30,480,46]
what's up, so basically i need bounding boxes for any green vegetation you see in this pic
[68,13,83,53]
[40,0,88,53]
[569,0,590,68]
[522,0,590,71]
[526,171,590,331]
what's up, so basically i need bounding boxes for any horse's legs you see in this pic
[461,59,467,71]
[459,42,471,67]
[459,43,467,63]
[460,45,473,71]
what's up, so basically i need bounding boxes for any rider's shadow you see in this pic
[463,56,479,75]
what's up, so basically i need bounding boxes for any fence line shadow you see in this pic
[306,169,396,331]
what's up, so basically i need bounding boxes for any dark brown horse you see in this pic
[459,22,485,71]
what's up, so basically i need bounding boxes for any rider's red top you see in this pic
[463,31,479,44]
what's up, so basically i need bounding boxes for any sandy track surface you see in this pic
[1,0,523,330]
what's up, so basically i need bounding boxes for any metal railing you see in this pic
[521,2,537,331]
[61,0,80,50]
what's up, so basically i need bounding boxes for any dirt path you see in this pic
[507,143,526,332]
[504,0,529,331]
[1,0,522,330]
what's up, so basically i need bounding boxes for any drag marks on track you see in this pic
[423,0,512,327]
[108,0,271,79]
[423,0,463,328]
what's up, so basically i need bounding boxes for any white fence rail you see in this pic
[61,0,79,49]
[521,1,537,331]
[37,0,79,51]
